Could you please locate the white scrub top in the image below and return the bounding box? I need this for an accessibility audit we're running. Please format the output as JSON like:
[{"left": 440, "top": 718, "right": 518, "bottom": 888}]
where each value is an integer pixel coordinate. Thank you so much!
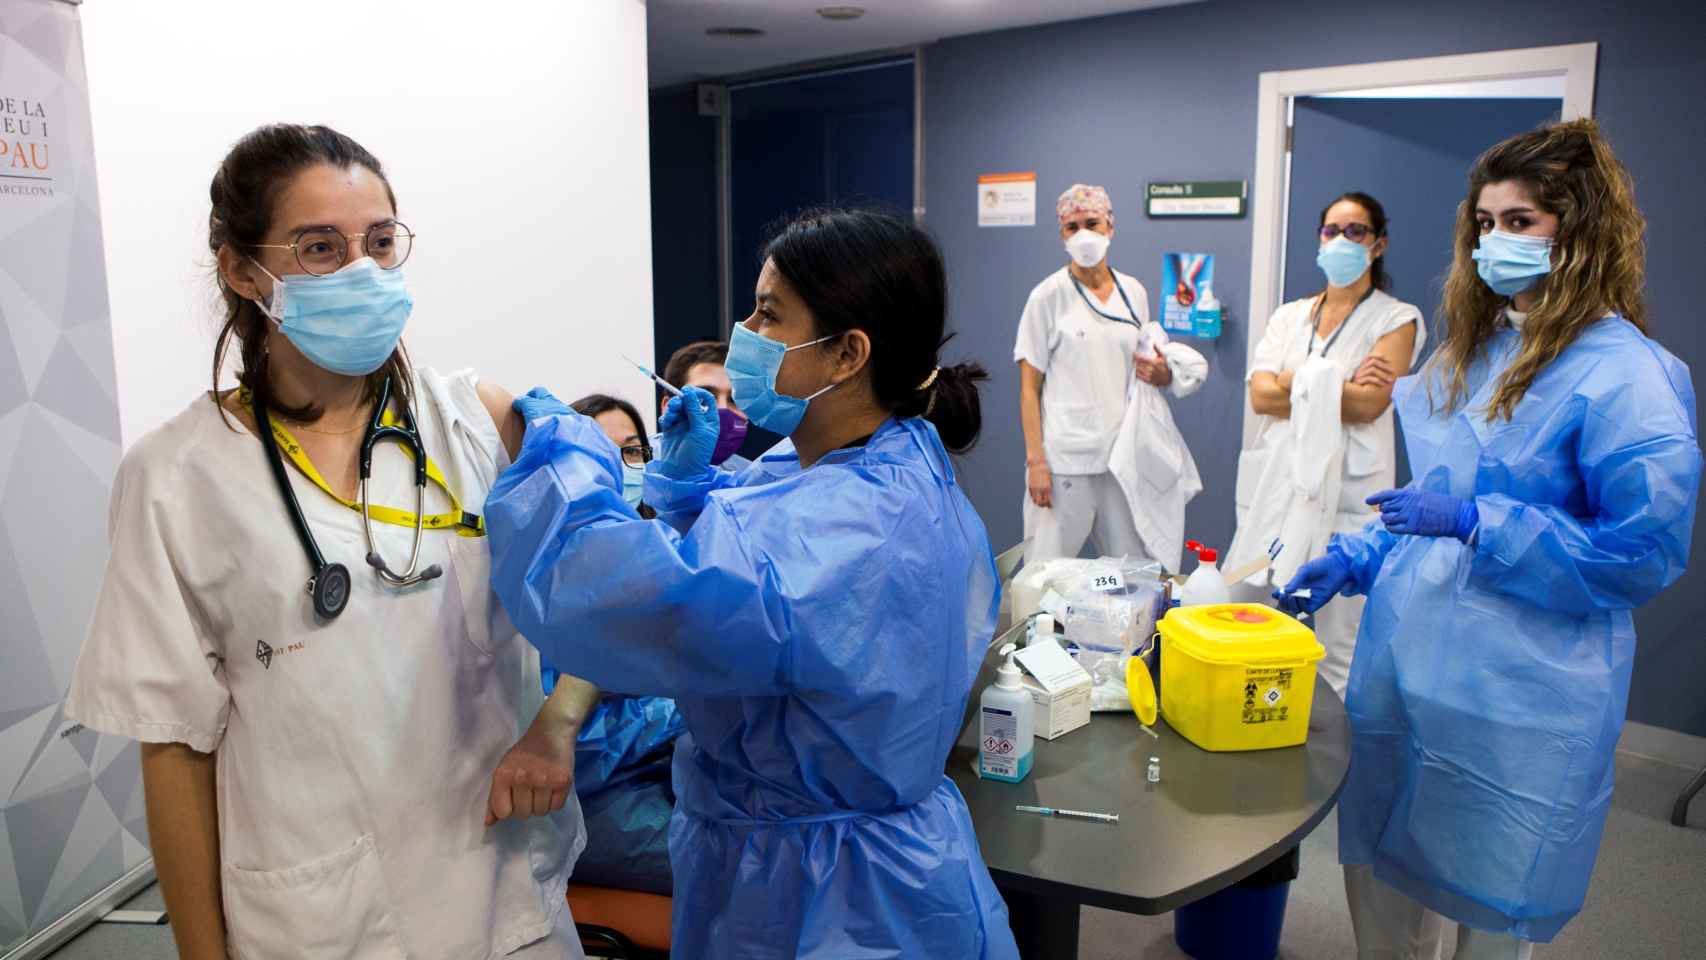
[
  {"left": 65, "top": 367, "right": 583, "bottom": 960},
  {"left": 1015, "top": 266, "right": 1152, "bottom": 475},
  {"left": 1244, "top": 289, "right": 1425, "bottom": 512}
]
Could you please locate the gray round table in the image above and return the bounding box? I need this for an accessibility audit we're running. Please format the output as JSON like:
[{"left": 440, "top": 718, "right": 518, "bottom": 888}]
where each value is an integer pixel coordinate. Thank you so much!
[{"left": 947, "top": 658, "right": 1350, "bottom": 958}]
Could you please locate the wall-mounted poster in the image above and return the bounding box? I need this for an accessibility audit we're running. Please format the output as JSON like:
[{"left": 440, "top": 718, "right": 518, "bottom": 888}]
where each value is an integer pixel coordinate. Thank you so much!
[
  {"left": 977, "top": 171, "right": 1036, "bottom": 227},
  {"left": 1161, "top": 253, "right": 1222, "bottom": 338}
]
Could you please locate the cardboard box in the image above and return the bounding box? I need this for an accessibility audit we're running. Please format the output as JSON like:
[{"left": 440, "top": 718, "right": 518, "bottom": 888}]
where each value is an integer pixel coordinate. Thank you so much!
[{"left": 1015, "top": 639, "right": 1092, "bottom": 740}]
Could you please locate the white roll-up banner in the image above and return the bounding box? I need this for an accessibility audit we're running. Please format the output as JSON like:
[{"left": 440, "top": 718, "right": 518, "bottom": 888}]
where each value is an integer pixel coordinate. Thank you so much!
[{"left": 0, "top": 1, "right": 143, "bottom": 956}]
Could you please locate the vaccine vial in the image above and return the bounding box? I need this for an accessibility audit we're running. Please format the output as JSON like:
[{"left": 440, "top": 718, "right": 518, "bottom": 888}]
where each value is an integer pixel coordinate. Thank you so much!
[{"left": 1147, "top": 757, "right": 1161, "bottom": 783}]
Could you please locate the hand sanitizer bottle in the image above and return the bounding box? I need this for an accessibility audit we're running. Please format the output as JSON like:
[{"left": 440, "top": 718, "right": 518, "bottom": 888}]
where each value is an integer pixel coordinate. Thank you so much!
[{"left": 979, "top": 643, "right": 1035, "bottom": 783}]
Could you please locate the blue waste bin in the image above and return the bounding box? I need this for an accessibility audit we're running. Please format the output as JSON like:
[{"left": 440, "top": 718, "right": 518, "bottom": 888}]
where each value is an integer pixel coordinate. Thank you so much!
[{"left": 1174, "top": 846, "right": 1298, "bottom": 960}]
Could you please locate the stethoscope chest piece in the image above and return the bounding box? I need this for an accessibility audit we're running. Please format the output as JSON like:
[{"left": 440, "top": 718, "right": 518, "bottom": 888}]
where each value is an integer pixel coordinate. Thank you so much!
[{"left": 310, "top": 562, "right": 352, "bottom": 620}]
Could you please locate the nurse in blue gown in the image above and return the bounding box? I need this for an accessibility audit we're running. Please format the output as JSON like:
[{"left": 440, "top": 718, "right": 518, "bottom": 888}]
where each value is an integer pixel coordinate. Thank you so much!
[
  {"left": 1281, "top": 120, "right": 1701, "bottom": 958},
  {"left": 487, "top": 209, "right": 1019, "bottom": 960}
]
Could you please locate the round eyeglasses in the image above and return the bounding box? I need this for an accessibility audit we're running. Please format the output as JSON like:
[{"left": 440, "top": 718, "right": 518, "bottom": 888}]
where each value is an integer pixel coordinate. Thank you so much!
[
  {"left": 619, "top": 443, "right": 653, "bottom": 468},
  {"left": 1320, "top": 222, "right": 1375, "bottom": 243},
  {"left": 251, "top": 220, "right": 415, "bottom": 276}
]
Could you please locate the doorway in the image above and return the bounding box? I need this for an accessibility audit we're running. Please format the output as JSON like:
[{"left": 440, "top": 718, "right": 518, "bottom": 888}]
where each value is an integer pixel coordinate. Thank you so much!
[
  {"left": 1243, "top": 43, "right": 1597, "bottom": 447},
  {"left": 1283, "top": 88, "right": 1563, "bottom": 336},
  {"left": 1282, "top": 87, "right": 1562, "bottom": 484}
]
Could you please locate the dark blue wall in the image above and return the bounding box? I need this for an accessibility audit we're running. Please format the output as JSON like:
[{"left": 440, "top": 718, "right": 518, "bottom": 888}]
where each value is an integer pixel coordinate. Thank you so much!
[
  {"left": 922, "top": 0, "right": 1706, "bottom": 735},
  {"left": 648, "top": 88, "right": 721, "bottom": 370},
  {"left": 729, "top": 61, "right": 914, "bottom": 319},
  {"left": 1284, "top": 96, "right": 1563, "bottom": 486}
]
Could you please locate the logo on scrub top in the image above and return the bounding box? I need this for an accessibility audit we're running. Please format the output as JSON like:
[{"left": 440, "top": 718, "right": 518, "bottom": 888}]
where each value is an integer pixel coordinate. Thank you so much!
[{"left": 255, "top": 639, "right": 274, "bottom": 669}]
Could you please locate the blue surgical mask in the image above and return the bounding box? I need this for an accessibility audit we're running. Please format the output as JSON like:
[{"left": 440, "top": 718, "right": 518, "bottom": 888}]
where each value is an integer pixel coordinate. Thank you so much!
[
  {"left": 1316, "top": 236, "right": 1371, "bottom": 288},
  {"left": 620, "top": 463, "right": 645, "bottom": 507},
  {"left": 1472, "top": 230, "right": 1553, "bottom": 297},
  {"left": 726, "top": 323, "right": 840, "bottom": 437},
  {"left": 252, "top": 257, "right": 413, "bottom": 376}
]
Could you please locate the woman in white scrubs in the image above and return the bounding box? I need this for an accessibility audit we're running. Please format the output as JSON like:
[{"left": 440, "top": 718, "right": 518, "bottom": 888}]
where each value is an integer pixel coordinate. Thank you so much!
[
  {"left": 1017, "top": 184, "right": 1207, "bottom": 572},
  {"left": 64, "top": 124, "right": 589, "bottom": 959},
  {"left": 1232, "top": 192, "right": 1423, "bottom": 694}
]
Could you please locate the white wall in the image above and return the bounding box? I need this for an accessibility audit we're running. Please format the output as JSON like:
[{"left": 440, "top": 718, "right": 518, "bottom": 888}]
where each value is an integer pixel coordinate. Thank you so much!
[{"left": 82, "top": 0, "right": 655, "bottom": 445}]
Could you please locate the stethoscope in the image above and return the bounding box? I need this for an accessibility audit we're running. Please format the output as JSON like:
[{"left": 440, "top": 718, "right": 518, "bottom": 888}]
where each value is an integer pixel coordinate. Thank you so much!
[{"left": 252, "top": 376, "right": 443, "bottom": 620}]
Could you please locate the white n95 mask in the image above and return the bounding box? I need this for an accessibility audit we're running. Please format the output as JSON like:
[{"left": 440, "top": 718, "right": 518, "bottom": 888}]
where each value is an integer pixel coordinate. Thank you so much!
[{"left": 1065, "top": 229, "right": 1111, "bottom": 269}]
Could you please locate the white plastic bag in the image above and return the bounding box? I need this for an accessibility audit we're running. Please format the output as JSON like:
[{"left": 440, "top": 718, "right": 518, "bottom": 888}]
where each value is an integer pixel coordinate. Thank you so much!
[{"left": 1056, "top": 559, "right": 1167, "bottom": 711}]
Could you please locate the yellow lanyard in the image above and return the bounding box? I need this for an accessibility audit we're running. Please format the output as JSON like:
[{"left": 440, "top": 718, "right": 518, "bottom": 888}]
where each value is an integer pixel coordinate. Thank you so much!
[{"left": 246, "top": 394, "right": 485, "bottom": 538}]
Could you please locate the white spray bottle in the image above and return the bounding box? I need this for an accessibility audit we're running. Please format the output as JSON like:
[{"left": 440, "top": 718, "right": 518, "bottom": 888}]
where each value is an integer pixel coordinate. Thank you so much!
[
  {"left": 1179, "top": 539, "right": 1231, "bottom": 606},
  {"left": 979, "top": 642, "right": 1035, "bottom": 783}
]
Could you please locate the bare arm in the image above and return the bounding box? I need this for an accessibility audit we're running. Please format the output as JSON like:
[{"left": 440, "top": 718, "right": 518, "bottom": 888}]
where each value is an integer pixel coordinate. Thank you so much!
[
  {"left": 1250, "top": 369, "right": 1295, "bottom": 418},
  {"left": 140, "top": 742, "right": 226, "bottom": 960},
  {"left": 486, "top": 674, "right": 601, "bottom": 824},
  {"left": 541, "top": 673, "right": 600, "bottom": 728},
  {"left": 1341, "top": 324, "right": 1418, "bottom": 424},
  {"left": 476, "top": 381, "right": 526, "bottom": 461},
  {"left": 1250, "top": 322, "right": 1416, "bottom": 423},
  {"left": 1018, "top": 360, "right": 1052, "bottom": 508}
]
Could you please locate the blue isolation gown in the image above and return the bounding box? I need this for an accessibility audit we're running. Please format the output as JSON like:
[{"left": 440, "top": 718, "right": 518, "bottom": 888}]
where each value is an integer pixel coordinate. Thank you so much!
[
  {"left": 545, "top": 678, "right": 682, "bottom": 896},
  {"left": 487, "top": 413, "right": 1018, "bottom": 960},
  {"left": 1331, "top": 316, "right": 1701, "bottom": 941}
]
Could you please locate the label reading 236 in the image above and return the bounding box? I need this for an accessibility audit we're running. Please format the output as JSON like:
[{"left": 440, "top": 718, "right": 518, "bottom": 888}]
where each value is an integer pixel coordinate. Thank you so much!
[{"left": 1087, "top": 571, "right": 1125, "bottom": 592}]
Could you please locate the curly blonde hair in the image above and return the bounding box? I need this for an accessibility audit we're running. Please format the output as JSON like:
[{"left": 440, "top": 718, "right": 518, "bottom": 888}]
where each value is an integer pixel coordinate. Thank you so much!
[{"left": 1429, "top": 118, "right": 1647, "bottom": 420}]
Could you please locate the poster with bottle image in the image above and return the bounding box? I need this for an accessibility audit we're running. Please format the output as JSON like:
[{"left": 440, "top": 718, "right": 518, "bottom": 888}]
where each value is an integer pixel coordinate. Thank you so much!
[{"left": 1160, "top": 252, "right": 1222, "bottom": 338}]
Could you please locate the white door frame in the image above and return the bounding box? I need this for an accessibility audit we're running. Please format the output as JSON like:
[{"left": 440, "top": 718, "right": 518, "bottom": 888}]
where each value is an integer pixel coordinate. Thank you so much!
[{"left": 1242, "top": 42, "right": 1597, "bottom": 445}]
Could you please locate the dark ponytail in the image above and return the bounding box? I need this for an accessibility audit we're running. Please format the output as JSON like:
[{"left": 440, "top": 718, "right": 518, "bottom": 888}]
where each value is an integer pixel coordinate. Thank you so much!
[
  {"left": 1318, "top": 191, "right": 1392, "bottom": 291},
  {"left": 208, "top": 123, "right": 409, "bottom": 425},
  {"left": 762, "top": 208, "right": 988, "bottom": 453}
]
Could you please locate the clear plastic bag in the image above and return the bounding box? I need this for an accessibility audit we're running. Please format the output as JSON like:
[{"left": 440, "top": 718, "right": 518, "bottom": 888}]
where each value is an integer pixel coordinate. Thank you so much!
[{"left": 1053, "top": 559, "right": 1167, "bottom": 712}]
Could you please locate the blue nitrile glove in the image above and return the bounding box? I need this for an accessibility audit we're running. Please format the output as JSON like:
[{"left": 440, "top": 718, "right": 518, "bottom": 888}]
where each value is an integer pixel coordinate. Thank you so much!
[
  {"left": 655, "top": 385, "right": 720, "bottom": 480},
  {"left": 1366, "top": 488, "right": 1478, "bottom": 541},
  {"left": 1274, "top": 552, "right": 1353, "bottom": 617},
  {"left": 513, "top": 386, "right": 572, "bottom": 423}
]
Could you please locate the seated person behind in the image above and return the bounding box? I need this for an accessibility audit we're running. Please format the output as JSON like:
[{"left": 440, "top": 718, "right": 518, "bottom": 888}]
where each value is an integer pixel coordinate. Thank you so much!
[
  {"left": 539, "top": 393, "right": 682, "bottom": 895},
  {"left": 660, "top": 339, "right": 755, "bottom": 468}
]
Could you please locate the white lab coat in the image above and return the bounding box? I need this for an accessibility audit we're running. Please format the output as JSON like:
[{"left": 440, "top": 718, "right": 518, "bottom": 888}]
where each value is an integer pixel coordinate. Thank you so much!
[
  {"left": 1016, "top": 267, "right": 1206, "bottom": 572},
  {"left": 1229, "top": 290, "right": 1424, "bottom": 693},
  {"left": 1236, "top": 290, "right": 1425, "bottom": 527},
  {"left": 1225, "top": 355, "right": 1345, "bottom": 590},
  {"left": 65, "top": 368, "right": 584, "bottom": 960}
]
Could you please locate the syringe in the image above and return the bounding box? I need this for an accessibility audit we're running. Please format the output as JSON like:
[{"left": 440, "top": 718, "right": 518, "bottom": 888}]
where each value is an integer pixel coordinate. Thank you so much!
[
  {"left": 1015, "top": 805, "right": 1119, "bottom": 824},
  {"left": 621, "top": 354, "right": 683, "bottom": 397}
]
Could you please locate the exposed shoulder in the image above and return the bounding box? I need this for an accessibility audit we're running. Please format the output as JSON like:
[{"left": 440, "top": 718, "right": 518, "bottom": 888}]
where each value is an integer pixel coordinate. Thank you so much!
[{"left": 474, "top": 378, "right": 516, "bottom": 426}]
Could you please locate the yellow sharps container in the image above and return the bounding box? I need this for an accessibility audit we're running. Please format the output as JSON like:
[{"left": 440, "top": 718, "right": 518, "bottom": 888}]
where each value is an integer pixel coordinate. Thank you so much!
[{"left": 1157, "top": 604, "right": 1325, "bottom": 751}]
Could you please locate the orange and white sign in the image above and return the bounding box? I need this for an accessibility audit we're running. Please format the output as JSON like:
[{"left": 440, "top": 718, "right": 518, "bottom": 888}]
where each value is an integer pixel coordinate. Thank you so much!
[{"left": 977, "top": 171, "right": 1035, "bottom": 228}]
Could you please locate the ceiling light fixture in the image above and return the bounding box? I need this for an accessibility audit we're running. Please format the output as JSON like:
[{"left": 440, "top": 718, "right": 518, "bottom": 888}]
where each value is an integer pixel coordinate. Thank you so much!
[
  {"left": 705, "top": 26, "right": 766, "bottom": 38},
  {"left": 816, "top": 6, "right": 866, "bottom": 20}
]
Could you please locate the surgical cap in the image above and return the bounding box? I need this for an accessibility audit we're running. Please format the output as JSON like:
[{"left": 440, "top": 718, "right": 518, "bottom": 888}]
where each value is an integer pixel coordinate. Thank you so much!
[{"left": 1057, "top": 183, "right": 1114, "bottom": 226}]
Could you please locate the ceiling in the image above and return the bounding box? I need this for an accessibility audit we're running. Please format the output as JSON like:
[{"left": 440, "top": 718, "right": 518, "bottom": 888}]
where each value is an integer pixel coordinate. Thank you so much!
[{"left": 646, "top": 0, "right": 1199, "bottom": 88}]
